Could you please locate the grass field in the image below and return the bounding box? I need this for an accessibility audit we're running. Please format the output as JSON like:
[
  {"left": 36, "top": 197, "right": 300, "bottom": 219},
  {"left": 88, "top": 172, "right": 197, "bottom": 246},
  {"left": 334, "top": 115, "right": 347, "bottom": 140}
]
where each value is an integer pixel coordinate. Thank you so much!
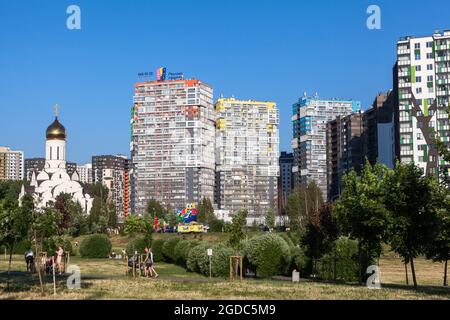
[{"left": 0, "top": 235, "right": 449, "bottom": 300}]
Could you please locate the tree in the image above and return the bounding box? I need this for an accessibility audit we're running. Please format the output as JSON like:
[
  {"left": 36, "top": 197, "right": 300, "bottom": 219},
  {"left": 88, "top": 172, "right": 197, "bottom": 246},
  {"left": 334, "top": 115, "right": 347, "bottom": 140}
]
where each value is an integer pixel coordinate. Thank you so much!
[
  {"left": 145, "top": 199, "right": 167, "bottom": 221},
  {"left": 227, "top": 209, "right": 248, "bottom": 249},
  {"left": 0, "top": 196, "right": 32, "bottom": 291},
  {"left": 197, "top": 197, "right": 216, "bottom": 225},
  {"left": 335, "top": 161, "right": 389, "bottom": 282},
  {"left": 286, "top": 182, "right": 324, "bottom": 235},
  {"left": 425, "top": 183, "right": 450, "bottom": 286},
  {"left": 383, "top": 161, "right": 439, "bottom": 289},
  {"left": 123, "top": 215, "right": 153, "bottom": 237},
  {"left": 265, "top": 208, "right": 276, "bottom": 229}
]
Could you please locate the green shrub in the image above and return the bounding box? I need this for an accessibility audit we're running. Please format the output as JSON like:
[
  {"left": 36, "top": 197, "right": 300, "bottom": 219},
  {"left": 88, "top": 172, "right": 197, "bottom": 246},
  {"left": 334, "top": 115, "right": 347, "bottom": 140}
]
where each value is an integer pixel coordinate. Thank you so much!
[
  {"left": 162, "top": 237, "right": 181, "bottom": 263},
  {"left": 126, "top": 235, "right": 152, "bottom": 255},
  {"left": 151, "top": 239, "right": 166, "bottom": 262},
  {"left": 317, "top": 236, "right": 359, "bottom": 282},
  {"left": 243, "top": 233, "right": 292, "bottom": 278},
  {"left": 209, "top": 219, "right": 225, "bottom": 233},
  {"left": 186, "top": 242, "right": 233, "bottom": 277},
  {"left": 174, "top": 240, "right": 200, "bottom": 267},
  {"left": 187, "top": 242, "right": 211, "bottom": 273},
  {"left": 79, "top": 234, "right": 112, "bottom": 258},
  {"left": 292, "top": 245, "right": 309, "bottom": 276}
]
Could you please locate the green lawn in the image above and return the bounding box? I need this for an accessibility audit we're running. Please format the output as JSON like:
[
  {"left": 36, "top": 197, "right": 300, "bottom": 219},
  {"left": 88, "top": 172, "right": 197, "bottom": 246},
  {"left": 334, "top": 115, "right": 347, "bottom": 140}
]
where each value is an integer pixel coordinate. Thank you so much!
[{"left": 0, "top": 253, "right": 449, "bottom": 300}]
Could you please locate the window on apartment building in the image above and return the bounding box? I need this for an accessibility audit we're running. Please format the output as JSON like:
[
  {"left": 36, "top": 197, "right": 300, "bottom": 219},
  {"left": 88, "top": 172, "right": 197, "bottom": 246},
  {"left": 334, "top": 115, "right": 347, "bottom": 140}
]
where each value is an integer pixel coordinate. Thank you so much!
[
  {"left": 415, "top": 43, "right": 421, "bottom": 49},
  {"left": 426, "top": 41, "right": 433, "bottom": 48},
  {"left": 427, "top": 75, "right": 434, "bottom": 82},
  {"left": 427, "top": 53, "right": 434, "bottom": 59},
  {"left": 427, "top": 64, "right": 433, "bottom": 70},
  {"left": 415, "top": 65, "right": 421, "bottom": 71},
  {"left": 415, "top": 54, "right": 421, "bottom": 60},
  {"left": 417, "top": 132, "right": 423, "bottom": 140},
  {"left": 416, "top": 88, "right": 422, "bottom": 94},
  {"left": 416, "top": 76, "right": 422, "bottom": 82}
]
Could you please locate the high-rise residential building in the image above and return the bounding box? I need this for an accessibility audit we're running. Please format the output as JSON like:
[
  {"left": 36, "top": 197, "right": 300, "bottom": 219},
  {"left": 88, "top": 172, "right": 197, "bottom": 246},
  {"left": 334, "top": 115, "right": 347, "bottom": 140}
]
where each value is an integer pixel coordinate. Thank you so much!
[
  {"left": 215, "top": 98, "right": 279, "bottom": 221},
  {"left": 131, "top": 77, "right": 215, "bottom": 215},
  {"left": 24, "top": 158, "right": 45, "bottom": 181},
  {"left": 278, "top": 152, "right": 294, "bottom": 214},
  {"left": 0, "top": 147, "right": 24, "bottom": 181},
  {"left": 326, "top": 112, "right": 364, "bottom": 201},
  {"left": 396, "top": 30, "right": 450, "bottom": 176},
  {"left": 77, "top": 163, "right": 93, "bottom": 184},
  {"left": 92, "top": 155, "right": 130, "bottom": 221},
  {"left": 292, "top": 94, "right": 361, "bottom": 197},
  {"left": 363, "top": 91, "right": 396, "bottom": 168}
]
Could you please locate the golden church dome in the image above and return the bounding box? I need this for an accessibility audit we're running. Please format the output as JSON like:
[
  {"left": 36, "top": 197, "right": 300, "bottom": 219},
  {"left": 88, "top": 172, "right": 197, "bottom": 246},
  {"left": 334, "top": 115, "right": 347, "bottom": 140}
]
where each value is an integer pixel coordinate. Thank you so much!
[{"left": 46, "top": 117, "right": 66, "bottom": 140}]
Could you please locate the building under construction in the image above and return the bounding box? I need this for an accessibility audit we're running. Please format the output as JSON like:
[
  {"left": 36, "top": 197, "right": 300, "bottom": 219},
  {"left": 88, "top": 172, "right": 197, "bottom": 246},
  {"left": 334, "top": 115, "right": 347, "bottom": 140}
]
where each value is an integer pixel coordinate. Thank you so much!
[
  {"left": 130, "top": 77, "right": 215, "bottom": 215},
  {"left": 215, "top": 98, "right": 279, "bottom": 221}
]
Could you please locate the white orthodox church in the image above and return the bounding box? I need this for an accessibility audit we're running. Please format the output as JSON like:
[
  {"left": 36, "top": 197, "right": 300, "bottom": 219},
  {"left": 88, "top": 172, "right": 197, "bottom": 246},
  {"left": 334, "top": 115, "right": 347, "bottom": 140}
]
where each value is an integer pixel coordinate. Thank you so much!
[{"left": 20, "top": 106, "right": 93, "bottom": 214}]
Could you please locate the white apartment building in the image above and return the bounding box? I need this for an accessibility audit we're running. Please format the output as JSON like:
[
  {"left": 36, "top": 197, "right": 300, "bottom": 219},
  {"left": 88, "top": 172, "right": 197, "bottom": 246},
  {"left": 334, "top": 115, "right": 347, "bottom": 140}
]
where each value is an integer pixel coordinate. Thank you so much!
[
  {"left": 396, "top": 30, "right": 450, "bottom": 176},
  {"left": 0, "top": 146, "right": 24, "bottom": 181},
  {"left": 215, "top": 98, "right": 280, "bottom": 219}
]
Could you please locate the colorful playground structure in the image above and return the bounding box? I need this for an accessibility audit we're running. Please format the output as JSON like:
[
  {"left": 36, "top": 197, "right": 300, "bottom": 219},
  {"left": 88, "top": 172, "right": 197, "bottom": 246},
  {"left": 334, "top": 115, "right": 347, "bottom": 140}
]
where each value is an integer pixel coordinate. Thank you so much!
[{"left": 177, "top": 203, "right": 206, "bottom": 234}]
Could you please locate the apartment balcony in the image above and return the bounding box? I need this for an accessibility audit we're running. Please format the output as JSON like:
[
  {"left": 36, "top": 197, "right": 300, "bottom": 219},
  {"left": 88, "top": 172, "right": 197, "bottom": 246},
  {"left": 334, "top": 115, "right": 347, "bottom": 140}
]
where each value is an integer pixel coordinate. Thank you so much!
[
  {"left": 399, "top": 82, "right": 412, "bottom": 88},
  {"left": 437, "top": 90, "right": 450, "bottom": 96},
  {"left": 435, "top": 44, "right": 450, "bottom": 50},
  {"left": 436, "top": 56, "right": 450, "bottom": 62},
  {"left": 398, "top": 71, "right": 411, "bottom": 78},
  {"left": 437, "top": 78, "right": 450, "bottom": 85},
  {"left": 400, "top": 127, "right": 413, "bottom": 133},
  {"left": 397, "top": 48, "right": 411, "bottom": 55},
  {"left": 398, "top": 60, "right": 411, "bottom": 66},
  {"left": 399, "top": 94, "right": 412, "bottom": 99},
  {"left": 436, "top": 67, "right": 450, "bottom": 73}
]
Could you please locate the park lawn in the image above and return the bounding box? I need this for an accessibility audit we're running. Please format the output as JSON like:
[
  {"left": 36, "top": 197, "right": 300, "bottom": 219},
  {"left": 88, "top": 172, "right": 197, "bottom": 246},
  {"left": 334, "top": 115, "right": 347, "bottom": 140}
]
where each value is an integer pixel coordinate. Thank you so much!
[{"left": 0, "top": 254, "right": 449, "bottom": 300}]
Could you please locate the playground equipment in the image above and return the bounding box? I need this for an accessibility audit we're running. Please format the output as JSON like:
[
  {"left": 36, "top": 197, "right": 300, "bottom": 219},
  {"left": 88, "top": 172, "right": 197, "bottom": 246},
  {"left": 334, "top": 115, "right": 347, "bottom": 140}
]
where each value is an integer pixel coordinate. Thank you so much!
[{"left": 177, "top": 203, "right": 199, "bottom": 224}]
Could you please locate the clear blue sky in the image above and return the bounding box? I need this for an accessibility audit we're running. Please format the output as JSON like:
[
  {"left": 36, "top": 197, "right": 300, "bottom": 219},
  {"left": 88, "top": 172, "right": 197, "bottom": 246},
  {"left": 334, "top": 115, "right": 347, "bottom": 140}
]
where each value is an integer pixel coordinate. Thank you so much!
[{"left": 1, "top": 0, "right": 449, "bottom": 163}]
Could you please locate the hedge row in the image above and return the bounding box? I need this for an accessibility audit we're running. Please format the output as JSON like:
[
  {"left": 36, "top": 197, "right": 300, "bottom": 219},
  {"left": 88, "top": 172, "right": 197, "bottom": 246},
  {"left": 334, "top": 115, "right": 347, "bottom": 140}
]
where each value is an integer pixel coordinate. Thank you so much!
[{"left": 80, "top": 234, "right": 112, "bottom": 258}]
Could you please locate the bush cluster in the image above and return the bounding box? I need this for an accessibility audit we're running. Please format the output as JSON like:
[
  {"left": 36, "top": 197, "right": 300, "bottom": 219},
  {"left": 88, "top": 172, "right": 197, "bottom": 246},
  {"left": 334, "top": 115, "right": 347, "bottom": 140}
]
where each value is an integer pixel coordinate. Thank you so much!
[
  {"left": 317, "top": 236, "right": 359, "bottom": 282},
  {"left": 174, "top": 240, "right": 200, "bottom": 267},
  {"left": 186, "top": 242, "right": 233, "bottom": 277},
  {"left": 151, "top": 239, "right": 166, "bottom": 262},
  {"left": 79, "top": 234, "right": 112, "bottom": 258},
  {"left": 243, "top": 233, "right": 292, "bottom": 278},
  {"left": 162, "top": 238, "right": 181, "bottom": 263}
]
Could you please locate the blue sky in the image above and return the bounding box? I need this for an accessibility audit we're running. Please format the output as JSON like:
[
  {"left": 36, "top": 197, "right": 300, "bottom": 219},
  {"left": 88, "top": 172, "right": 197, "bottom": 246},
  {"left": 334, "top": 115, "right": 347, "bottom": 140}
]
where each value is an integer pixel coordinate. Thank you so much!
[{"left": 1, "top": 0, "right": 449, "bottom": 163}]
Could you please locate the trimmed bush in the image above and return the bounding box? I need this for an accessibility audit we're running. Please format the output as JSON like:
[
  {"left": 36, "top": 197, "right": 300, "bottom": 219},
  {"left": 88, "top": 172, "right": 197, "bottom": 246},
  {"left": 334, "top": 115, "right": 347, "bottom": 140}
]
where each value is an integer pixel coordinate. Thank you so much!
[
  {"left": 209, "top": 219, "right": 225, "bottom": 233},
  {"left": 162, "top": 237, "right": 181, "bottom": 263},
  {"left": 79, "top": 234, "right": 112, "bottom": 258},
  {"left": 317, "top": 236, "right": 359, "bottom": 282},
  {"left": 243, "top": 233, "right": 292, "bottom": 278},
  {"left": 187, "top": 242, "right": 234, "bottom": 277},
  {"left": 187, "top": 242, "right": 211, "bottom": 273},
  {"left": 151, "top": 239, "right": 166, "bottom": 262},
  {"left": 126, "top": 235, "right": 152, "bottom": 255},
  {"left": 174, "top": 240, "right": 200, "bottom": 267}
]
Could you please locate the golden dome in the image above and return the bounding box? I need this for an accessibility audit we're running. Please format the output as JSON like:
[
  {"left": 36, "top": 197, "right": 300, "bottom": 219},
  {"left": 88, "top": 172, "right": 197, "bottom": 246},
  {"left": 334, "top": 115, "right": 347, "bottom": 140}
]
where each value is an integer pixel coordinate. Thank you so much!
[{"left": 46, "top": 117, "right": 66, "bottom": 140}]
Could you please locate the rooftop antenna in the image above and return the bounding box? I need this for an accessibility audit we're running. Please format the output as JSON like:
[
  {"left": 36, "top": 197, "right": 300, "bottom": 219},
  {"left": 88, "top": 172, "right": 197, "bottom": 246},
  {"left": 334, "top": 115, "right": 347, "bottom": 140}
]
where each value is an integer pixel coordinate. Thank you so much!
[{"left": 303, "top": 91, "right": 307, "bottom": 98}]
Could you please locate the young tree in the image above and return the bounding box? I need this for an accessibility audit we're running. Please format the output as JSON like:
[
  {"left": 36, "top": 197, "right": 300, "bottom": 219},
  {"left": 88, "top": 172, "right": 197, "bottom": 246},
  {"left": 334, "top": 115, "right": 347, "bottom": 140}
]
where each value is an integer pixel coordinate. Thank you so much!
[
  {"left": 334, "top": 161, "right": 389, "bottom": 282},
  {"left": 145, "top": 199, "right": 167, "bottom": 221},
  {"left": 0, "top": 196, "right": 32, "bottom": 291},
  {"left": 286, "top": 182, "right": 324, "bottom": 236},
  {"left": 265, "top": 208, "right": 276, "bottom": 229},
  {"left": 425, "top": 183, "right": 450, "bottom": 286},
  {"left": 383, "top": 162, "right": 439, "bottom": 289},
  {"left": 227, "top": 209, "right": 248, "bottom": 249},
  {"left": 197, "top": 197, "right": 216, "bottom": 225}
]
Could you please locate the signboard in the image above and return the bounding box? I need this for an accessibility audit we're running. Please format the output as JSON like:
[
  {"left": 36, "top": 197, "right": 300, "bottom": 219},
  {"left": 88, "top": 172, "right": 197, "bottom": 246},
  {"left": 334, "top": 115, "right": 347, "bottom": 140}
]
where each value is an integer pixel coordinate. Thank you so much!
[
  {"left": 138, "top": 68, "right": 184, "bottom": 81},
  {"left": 207, "top": 249, "right": 213, "bottom": 256},
  {"left": 292, "top": 270, "right": 300, "bottom": 283},
  {"left": 168, "top": 72, "right": 184, "bottom": 80}
]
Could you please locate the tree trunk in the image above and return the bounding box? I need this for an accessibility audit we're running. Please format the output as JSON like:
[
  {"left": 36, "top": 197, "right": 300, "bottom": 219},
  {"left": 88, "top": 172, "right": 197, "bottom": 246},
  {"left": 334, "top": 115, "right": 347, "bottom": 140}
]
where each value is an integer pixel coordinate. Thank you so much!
[
  {"left": 410, "top": 255, "right": 418, "bottom": 289},
  {"left": 34, "top": 232, "right": 44, "bottom": 295},
  {"left": 7, "top": 243, "right": 14, "bottom": 292},
  {"left": 404, "top": 260, "right": 409, "bottom": 286},
  {"left": 444, "top": 257, "right": 448, "bottom": 287}
]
